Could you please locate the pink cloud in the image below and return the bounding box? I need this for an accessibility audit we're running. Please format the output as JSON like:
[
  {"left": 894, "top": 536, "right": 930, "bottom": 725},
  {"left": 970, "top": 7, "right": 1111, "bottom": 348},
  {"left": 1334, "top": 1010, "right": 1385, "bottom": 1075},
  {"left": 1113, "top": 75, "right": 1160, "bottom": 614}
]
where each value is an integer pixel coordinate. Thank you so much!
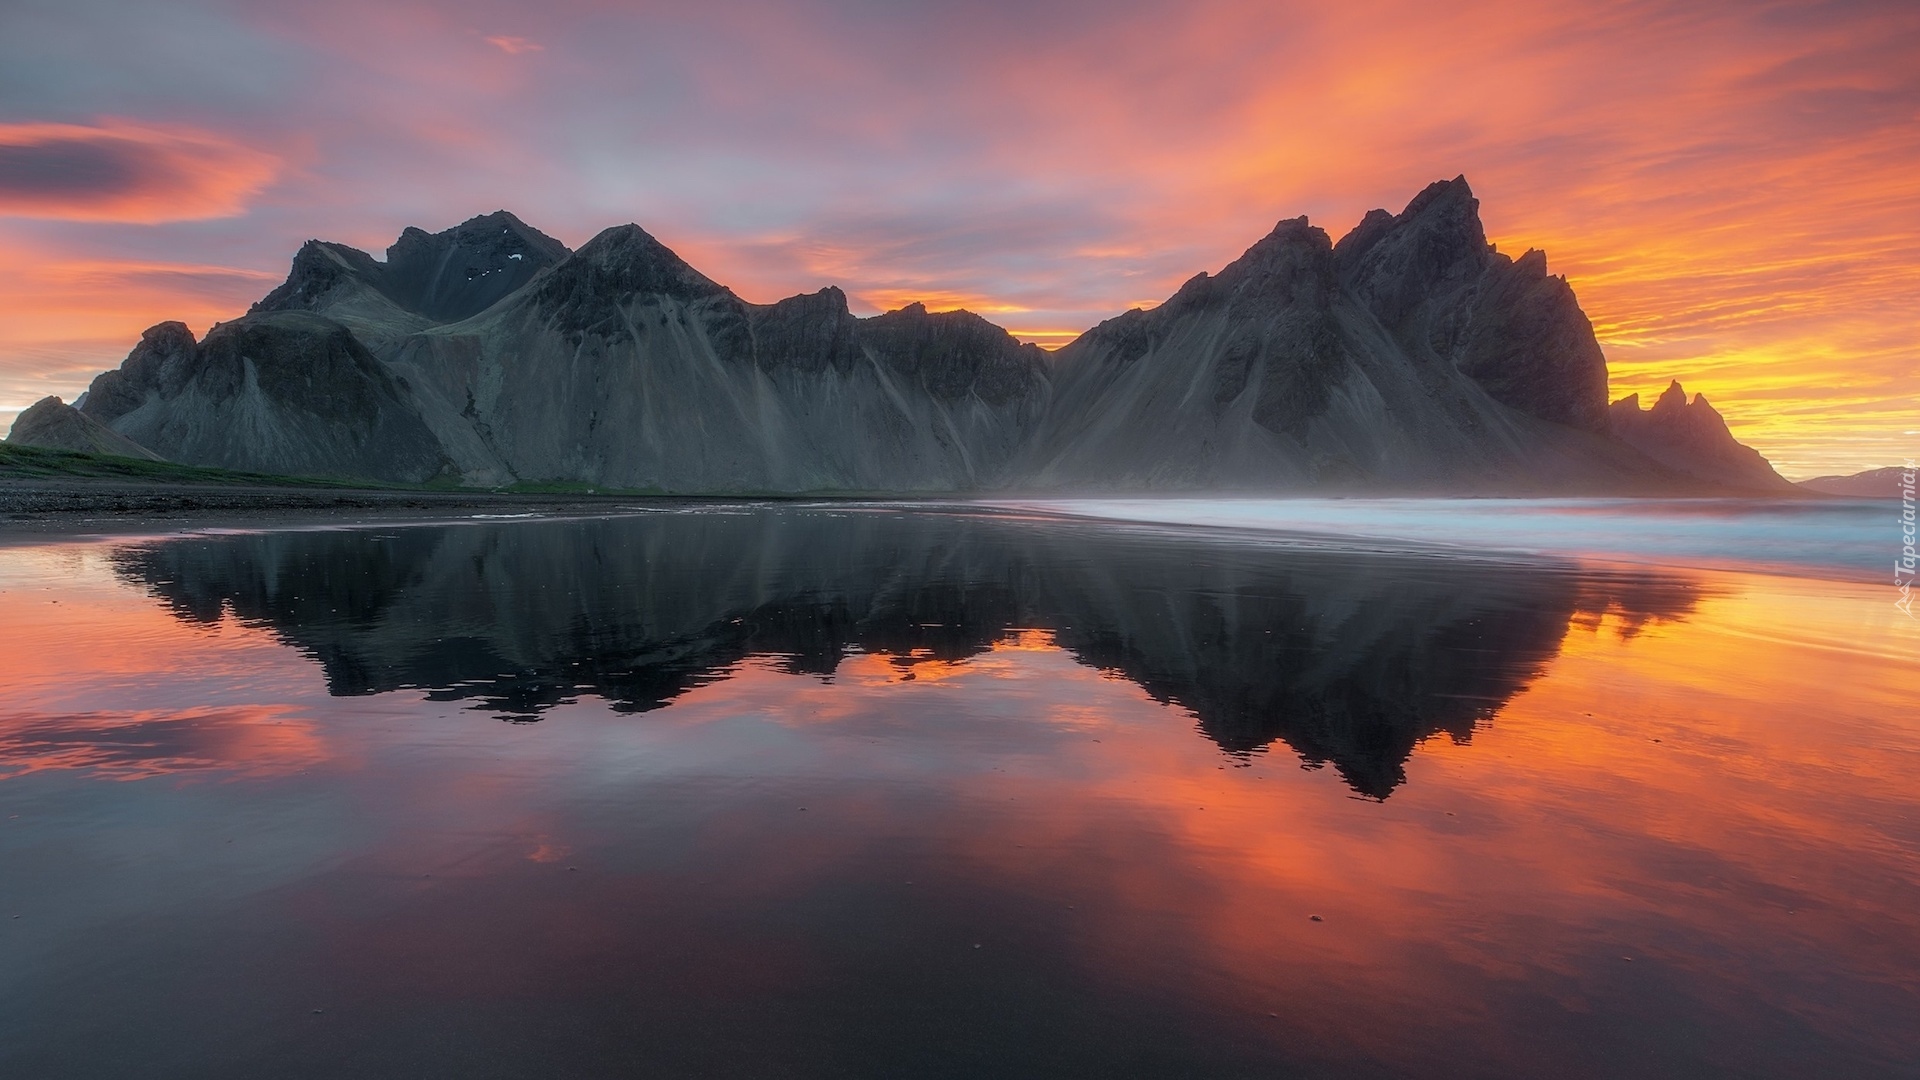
[
  {"left": 483, "top": 34, "right": 543, "bottom": 54},
  {"left": 0, "top": 120, "right": 280, "bottom": 223}
]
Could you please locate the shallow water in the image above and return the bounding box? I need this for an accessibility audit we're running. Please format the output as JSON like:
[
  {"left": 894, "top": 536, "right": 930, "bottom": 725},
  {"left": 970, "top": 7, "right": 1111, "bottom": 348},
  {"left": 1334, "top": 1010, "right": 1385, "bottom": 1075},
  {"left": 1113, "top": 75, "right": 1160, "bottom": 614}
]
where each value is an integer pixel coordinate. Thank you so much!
[
  {"left": 1, "top": 503, "right": 1916, "bottom": 1078},
  {"left": 991, "top": 496, "right": 1899, "bottom": 581}
]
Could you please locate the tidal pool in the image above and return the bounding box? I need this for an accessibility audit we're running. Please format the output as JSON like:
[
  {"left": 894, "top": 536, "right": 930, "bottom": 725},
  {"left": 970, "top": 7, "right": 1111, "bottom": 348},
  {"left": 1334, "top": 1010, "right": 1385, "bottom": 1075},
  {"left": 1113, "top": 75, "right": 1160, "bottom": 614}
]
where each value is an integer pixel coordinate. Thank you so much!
[{"left": 1, "top": 503, "right": 1915, "bottom": 1078}]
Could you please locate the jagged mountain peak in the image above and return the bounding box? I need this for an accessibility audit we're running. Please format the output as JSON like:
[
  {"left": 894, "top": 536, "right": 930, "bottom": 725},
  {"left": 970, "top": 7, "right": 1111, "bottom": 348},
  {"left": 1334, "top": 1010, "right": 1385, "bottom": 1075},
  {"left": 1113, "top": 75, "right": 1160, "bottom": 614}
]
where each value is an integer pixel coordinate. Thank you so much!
[
  {"left": 80, "top": 319, "right": 203, "bottom": 423},
  {"left": 857, "top": 301, "right": 1048, "bottom": 406},
  {"left": 525, "top": 224, "right": 735, "bottom": 341},
  {"left": 1402, "top": 174, "right": 1478, "bottom": 220},
  {"left": 1235, "top": 216, "right": 1333, "bottom": 267},
  {"left": 253, "top": 212, "right": 570, "bottom": 327},
  {"left": 1610, "top": 382, "right": 1791, "bottom": 492},
  {"left": 1328, "top": 174, "right": 1608, "bottom": 432},
  {"left": 1656, "top": 382, "right": 1728, "bottom": 424},
  {"left": 1652, "top": 379, "right": 1691, "bottom": 413},
  {"left": 866, "top": 301, "right": 1013, "bottom": 332},
  {"left": 1336, "top": 174, "right": 1490, "bottom": 296},
  {"left": 139, "top": 320, "right": 198, "bottom": 351},
  {"left": 1211, "top": 215, "right": 1336, "bottom": 298},
  {"left": 388, "top": 209, "right": 564, "bottom": 262},
  {"left": 377, "top": 210, "right": 569, "bottom": 322},
  {"left": 1144, "top": 217, "right": 1337, "bottom": 324},
  {"left": 566, "top": 223, "right": 721, "bottom": 289},
  {"left": 250, "top": 241, "right": 381, "bottom": 316}
]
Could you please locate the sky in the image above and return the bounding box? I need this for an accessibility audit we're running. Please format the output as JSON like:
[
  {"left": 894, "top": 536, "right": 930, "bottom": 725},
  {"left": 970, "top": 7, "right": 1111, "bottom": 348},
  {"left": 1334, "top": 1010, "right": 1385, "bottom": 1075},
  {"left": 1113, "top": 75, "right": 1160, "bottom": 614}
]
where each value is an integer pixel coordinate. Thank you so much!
[{"left": 0, "top": 0, "right": 1914, "bottom": 478}]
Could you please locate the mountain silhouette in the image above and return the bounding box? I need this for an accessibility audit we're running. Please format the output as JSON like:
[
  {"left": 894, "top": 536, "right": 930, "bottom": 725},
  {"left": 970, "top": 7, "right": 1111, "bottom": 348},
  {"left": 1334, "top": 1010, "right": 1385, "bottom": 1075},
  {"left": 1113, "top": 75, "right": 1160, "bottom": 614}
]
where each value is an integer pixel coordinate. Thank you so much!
[{"left": 11, "top": 180, "right": 1789, "bottom": 493}]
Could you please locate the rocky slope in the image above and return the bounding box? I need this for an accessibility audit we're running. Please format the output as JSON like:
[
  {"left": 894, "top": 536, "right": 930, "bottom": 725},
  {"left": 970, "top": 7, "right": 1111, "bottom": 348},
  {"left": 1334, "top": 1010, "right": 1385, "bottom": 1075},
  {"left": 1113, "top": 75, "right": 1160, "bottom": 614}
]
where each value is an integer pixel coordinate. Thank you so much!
[
  {"left": 1608, "top": 382, "right": 1794, "bottom": 492},
  {"left": 1020, "top": 178, "right": 1654, "bottom": 491},
  {"left": 73, "top": 315, "right": 450, "bottom": 484},
  {"left": 6, "top": 396, "right": 164, "bottom": 460},
  {"left": 248, "top": 210, "right": 571, "bottom": 344},
  {"left": 12, "top": 180, "right": 1791, "bottom": 493},
  {"left": 383, "top": 225, "right": 1049, "bottom": 490}
]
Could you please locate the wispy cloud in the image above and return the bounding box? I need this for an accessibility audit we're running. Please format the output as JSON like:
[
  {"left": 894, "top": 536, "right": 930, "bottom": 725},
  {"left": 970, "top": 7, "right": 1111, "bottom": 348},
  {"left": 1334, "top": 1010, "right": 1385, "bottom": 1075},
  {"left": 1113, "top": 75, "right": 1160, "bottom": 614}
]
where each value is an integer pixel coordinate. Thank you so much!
[{"left": 482, "top": 34, "right": 542, "bottom": 55}]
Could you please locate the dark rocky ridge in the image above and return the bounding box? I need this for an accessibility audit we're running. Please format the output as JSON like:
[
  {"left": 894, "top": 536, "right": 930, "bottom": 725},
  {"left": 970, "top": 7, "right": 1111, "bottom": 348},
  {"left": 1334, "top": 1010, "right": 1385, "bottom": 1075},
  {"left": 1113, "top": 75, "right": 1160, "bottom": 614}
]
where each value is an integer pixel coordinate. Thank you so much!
[
  {"left": 1334, "top": 177, "right": 1609, "bottom": 432},
  {"left": 76, "top": 313, "right": 450, "bottom": 484},
  {"left": 1608, "top": 381, "right": 1793, "bottom": 492},
  {"left": 1020, "top": 182, "right": 1656, "bottom": 491},
  {"left": 372, "top": 227, "right": 1051, "bottom": 490},
  {"left": 253, "top": 210, "right": 570, "bottom": 328},
  {"left": 11, "top": 179, "right": 1788, "bottom": 493}
]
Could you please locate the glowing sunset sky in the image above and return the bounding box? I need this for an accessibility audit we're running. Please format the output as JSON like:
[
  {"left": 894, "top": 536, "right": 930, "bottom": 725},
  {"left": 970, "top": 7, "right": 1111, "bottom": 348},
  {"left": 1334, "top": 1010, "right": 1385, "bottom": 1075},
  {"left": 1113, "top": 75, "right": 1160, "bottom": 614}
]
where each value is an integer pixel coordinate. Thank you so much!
[{"left": 1, "top": 0, "right": 1914, "bottom": 476}]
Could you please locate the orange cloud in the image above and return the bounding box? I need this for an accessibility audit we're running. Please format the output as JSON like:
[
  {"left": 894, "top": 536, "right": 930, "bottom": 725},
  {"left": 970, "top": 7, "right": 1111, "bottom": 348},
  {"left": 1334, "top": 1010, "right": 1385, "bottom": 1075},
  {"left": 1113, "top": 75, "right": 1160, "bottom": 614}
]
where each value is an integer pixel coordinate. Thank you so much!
[
  {"left": 0, "top": 120, "right": 279, "bottom": 223},
  {"left": 0, "top": 237, "right": 277, "bottom": 433},
  {"left": 5, "top": 0, "right": 1914, "bottom": 473}
]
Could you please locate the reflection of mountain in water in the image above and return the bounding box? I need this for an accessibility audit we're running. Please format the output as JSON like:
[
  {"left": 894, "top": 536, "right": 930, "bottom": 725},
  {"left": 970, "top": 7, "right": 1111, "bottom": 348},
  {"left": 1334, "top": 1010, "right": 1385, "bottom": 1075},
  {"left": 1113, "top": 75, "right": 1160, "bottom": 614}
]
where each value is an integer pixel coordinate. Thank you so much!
[{"left": 113, "top": 509, "right": 1697, "bottom": 797}]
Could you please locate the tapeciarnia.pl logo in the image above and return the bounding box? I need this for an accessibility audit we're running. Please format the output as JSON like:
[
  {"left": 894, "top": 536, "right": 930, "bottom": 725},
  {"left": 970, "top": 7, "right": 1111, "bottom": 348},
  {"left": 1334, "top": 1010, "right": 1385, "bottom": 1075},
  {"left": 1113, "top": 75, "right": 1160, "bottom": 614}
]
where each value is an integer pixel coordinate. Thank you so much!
[{"left": 1898, "top": 459, "right": 1917, "bottom": 619}]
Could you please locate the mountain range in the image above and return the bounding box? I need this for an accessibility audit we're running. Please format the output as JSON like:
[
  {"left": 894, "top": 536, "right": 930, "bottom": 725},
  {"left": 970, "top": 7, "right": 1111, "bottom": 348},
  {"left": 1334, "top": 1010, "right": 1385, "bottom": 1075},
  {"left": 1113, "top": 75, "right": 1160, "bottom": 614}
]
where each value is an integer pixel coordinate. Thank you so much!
[
  {"left": 8, "top": 178, "right": 1794, "bottom": 494},
  {"left": 1795, "top": 465, "right": 1913, "bottom": 499}
]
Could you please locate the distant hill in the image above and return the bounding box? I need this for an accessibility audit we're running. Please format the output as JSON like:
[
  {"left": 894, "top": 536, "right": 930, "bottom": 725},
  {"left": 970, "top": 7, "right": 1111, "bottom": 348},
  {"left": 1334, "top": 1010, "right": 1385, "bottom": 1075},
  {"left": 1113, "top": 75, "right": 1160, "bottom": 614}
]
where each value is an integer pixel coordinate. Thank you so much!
[
  {"left": 9, "top": 182, "right": 1793, "bottom": 495},
  {"left": 1798, "top": 465, "right": 1913, "bottom": 499},
  {"left": 7, "top": 396, "right": 163, "bottom": 461}
]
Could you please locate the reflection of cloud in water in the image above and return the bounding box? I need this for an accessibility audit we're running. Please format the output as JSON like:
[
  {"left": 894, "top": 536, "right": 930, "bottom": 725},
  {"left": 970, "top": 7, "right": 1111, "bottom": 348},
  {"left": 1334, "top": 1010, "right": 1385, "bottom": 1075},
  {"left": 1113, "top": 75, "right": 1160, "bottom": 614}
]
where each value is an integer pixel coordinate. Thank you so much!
[
  {"left": 0, "top": 705, "right": 322, "bottom": 781},
  {"left": 109, "top": 508, "right": 1701, "bottom": 797}
]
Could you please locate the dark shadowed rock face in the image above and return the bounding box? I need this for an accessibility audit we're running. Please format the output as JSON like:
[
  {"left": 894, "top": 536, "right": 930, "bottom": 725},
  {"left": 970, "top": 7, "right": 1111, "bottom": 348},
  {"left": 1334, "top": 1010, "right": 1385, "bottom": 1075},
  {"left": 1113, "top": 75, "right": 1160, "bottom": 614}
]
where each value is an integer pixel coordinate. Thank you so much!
[
  {"left": 250, "top": 242, "right": 385, "bottom": 319},
  {"left": 1031, "top": 216, "right": 1353, "bottom": 460},
  {"left": 742, "top": 290, "right": 1050, "bottom": 402},
  {"left": 1022, "top": 200, "right": 1652, "bottom": 492},
  {"left": 253, "top": 212, "right": 570, "bottom": 328},
  {"left": 385, "top": 235, "right": 1052, "bottom": 491},
  {"left": 1608, "top": 381, "right": 1793, "bottom": 492},
  {"left": 1177, "top": 217, "right": 1348, "bottom": 434},
  {"left": 749, "top": 287, "right": 864, "bottom": 375},
  {"left": 1336, "top": 177, "right": 1610, "bottom": 432},
  {"left": 4, "top": 396, "right": 164, "bottom": 459},
  {"left": 77, "top": 313, "right": 450, "bottom": 483},
  {"left": 82, "top": 321, "right": 200, "bottom": 424},
  {"left": 531, "top": 224, "right": 735, "bottom": 340},
  {"left": 856, "top": 302, "right": 1051, "bottom": 407},
  {"left": 381, "top": 210, "right": 571, "bottom": 321},
  {"left": 57, "top": 184, "right": 1780, "bottom": 493}
]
